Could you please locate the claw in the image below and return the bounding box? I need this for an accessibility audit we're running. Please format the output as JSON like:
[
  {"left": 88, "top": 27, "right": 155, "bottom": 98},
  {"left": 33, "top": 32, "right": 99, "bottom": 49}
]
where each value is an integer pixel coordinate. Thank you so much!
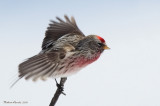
[{"left": 55, "top": 79, "right": 66, "bottom": 95}]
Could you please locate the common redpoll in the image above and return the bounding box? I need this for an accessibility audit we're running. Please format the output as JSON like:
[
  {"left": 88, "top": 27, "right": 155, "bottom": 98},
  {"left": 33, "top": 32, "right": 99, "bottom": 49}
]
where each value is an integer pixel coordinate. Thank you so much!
[{"left": 15, "top": 15, "right": 110, "bottom": 85}]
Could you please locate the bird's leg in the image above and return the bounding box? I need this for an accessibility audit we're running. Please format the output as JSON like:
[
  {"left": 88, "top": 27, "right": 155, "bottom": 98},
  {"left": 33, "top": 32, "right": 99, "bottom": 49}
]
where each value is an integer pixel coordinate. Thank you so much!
[{"left": 55, "top": 79, "right": 66, "bottom": 95}]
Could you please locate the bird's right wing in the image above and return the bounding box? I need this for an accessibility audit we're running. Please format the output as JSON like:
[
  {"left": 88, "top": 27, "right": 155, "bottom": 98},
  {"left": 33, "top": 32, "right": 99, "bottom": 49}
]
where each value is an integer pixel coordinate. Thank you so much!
[{"left": 42, "top": 15, "right": 85, "bottom": 50}]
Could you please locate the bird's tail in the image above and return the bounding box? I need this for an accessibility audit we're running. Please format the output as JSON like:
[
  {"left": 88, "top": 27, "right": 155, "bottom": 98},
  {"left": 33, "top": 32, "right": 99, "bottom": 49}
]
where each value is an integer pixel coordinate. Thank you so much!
[{"left": 10, "top": 77, "right": 23, "bottom": 88}]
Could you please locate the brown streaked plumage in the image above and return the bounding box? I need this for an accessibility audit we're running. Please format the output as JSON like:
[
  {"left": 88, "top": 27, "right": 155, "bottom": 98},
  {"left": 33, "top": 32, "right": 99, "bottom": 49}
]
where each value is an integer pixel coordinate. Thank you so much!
[{"left": 11, "top": 15, "right": 109, "bottom": 87}]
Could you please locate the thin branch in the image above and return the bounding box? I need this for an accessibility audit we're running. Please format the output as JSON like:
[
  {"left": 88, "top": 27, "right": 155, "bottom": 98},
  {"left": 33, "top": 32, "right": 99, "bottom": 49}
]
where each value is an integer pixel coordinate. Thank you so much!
[{"left": 49, "top": 77, "right": 67, "bottom": 106}]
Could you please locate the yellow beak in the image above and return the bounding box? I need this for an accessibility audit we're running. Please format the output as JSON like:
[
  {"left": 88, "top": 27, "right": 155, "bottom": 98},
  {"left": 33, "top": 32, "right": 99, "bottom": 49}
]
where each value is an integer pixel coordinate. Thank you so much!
[{"left": 103, "top": 45, "right": 110, "bottom": 50}]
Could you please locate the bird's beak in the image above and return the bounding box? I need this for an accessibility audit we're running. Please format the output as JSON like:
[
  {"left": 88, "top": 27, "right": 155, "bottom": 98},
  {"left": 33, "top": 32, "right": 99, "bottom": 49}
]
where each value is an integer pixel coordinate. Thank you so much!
[{"left": 103, "top": 44, "right": 110, "bottom": 50}]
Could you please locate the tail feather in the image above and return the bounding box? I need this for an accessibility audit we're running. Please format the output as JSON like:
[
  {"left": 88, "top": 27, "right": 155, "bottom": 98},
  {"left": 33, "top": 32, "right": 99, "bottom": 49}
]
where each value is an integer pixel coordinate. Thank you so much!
[{"left": 10, "top": 77, "right": 23, "bottom": 88}]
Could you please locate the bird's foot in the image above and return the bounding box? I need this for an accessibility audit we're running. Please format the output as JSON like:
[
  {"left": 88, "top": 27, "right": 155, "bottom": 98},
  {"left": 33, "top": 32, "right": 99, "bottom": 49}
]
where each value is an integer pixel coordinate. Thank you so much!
[{"left": 55, "top": 79, "right": 66, "bottom": 95}]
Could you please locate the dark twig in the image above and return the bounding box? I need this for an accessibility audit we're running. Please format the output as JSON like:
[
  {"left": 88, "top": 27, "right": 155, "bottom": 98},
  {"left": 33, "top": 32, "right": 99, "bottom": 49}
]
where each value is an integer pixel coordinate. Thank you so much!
[{"left": 49, "top": 77, "right": 67, "bottom": 106}]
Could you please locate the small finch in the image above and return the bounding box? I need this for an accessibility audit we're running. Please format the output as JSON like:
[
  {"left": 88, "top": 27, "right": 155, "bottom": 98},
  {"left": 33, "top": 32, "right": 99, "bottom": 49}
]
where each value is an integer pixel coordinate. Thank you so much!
[{"left": 12, "top": 15, "right": 110, "bottom": 87}]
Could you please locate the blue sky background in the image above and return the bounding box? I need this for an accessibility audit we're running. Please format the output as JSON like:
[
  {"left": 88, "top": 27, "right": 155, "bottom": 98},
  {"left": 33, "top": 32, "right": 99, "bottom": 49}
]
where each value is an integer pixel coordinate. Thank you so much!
[{"left": 0, "top": 0, "right": 160, "bottom": 106}]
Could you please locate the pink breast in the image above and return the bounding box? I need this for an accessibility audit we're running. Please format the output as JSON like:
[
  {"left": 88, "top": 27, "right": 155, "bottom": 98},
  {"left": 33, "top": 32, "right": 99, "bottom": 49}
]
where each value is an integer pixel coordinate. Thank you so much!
[{"left": 76, "top": 53, "right": 101, "bottom": 67}]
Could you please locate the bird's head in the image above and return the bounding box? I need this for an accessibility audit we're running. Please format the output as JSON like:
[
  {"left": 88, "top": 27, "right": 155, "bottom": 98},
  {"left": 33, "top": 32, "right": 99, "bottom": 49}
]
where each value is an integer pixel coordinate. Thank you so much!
[
  {"left": 95, "top": 35, "right": 110, "bottom": 50},
  {"left": 76, "top": 35, "right": 110, "bottom": 54}
]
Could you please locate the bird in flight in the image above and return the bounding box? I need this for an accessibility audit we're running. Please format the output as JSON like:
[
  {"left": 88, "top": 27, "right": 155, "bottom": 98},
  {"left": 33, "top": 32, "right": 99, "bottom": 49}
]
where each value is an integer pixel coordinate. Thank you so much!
[{"left": 11, "top": 15, "right": 110, "bottom": 87}]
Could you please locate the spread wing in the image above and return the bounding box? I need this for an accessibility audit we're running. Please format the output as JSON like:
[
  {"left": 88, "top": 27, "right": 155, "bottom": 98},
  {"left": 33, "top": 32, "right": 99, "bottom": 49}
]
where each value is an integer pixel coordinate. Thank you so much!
[
  {"left": 42, "top": 15, "right": 85, "bottom": 50},
  {"left": 18, "top": 49, "right": 69, "bottom": 81},
  {"left": 10, "top": 44, "right": 75, "bottom": 88}
]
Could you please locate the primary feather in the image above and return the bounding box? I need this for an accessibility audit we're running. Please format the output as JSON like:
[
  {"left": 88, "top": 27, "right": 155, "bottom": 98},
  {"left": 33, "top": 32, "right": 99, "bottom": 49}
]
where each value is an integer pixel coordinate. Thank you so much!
[{"left": 42, "top": 15, "right": 85, "bottom": 50}]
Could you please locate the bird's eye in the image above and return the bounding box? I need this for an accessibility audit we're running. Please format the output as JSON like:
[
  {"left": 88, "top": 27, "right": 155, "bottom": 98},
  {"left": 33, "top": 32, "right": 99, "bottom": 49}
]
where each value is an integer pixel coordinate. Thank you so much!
[{"left": 98, "top": 43, "right": 103, "bottom": 47}]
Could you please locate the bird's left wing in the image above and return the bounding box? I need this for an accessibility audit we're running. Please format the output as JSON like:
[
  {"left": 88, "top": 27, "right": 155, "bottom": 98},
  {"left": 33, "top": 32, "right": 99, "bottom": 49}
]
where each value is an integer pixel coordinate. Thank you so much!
[{"left": 18, "top": 47, "right": 73, "bottom": 81}]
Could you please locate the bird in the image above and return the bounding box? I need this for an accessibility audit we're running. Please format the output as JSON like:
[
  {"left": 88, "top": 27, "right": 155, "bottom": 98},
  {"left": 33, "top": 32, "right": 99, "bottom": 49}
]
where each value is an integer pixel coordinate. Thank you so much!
[{"left": 11, "top": 15, "right": 110, "bottom": 87}]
